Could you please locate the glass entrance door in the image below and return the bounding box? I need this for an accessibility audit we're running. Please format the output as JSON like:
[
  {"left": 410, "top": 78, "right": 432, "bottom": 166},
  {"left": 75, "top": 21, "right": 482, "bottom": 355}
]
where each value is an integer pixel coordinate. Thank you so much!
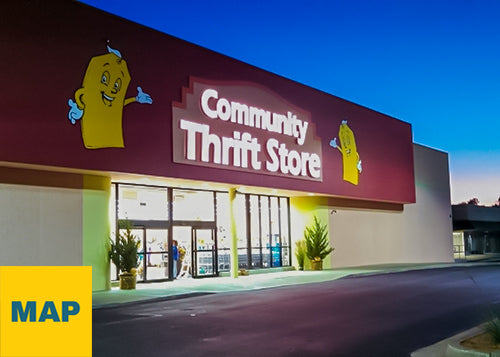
[
  {"left": 172, "top": 225, "right": 217, "bottom": 279},
  {"left": 192, "top": 228, "right": 217, "bottom": 278},
  {"left": 122, "top": 227, "right": 169, "bottom": 282},
  {"left": 172, "top": 226, "right": 192, "bottom": 279},
  {"left": 144, "top": 229, "right": 169, "bottom": 280}
]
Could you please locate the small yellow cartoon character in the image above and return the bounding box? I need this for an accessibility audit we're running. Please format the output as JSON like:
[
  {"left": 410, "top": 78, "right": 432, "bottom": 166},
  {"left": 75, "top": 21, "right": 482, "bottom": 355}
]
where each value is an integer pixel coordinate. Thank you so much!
[
  {"left": 68, "top": 44, "right": 152, "bottom": 149},
  {"left": 330, "top": 120, "right": 362, "bottom": 185}
]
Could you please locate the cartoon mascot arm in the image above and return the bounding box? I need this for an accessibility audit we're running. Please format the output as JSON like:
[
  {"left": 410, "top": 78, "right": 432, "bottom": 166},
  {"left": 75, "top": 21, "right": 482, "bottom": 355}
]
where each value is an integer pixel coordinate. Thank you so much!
[
  {"left": 124, "top": 86, "right": 153, "bottom": 106},
  {"left": 329, "top": 137, "right": 343, "bottom": 154},
  {"left": 67, "top": 87, "right": 85, "bottom": 124}
]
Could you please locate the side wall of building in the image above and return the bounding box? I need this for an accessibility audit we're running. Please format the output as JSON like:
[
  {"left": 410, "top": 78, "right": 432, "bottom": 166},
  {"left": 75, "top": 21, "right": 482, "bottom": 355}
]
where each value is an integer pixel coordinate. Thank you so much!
[
  {"left": 0, "top": 170, "right": 111, "bottom": 291},
  {"left": 0, "top": 183, "right": 83, "bottom": 266},
  {"left": 291, "top": 144, "right": 454, "bottom": 268}
]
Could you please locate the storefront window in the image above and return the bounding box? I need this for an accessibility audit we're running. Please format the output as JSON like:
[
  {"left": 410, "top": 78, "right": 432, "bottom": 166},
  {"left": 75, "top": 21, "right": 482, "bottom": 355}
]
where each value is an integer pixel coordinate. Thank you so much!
[
  {"left": 114, "top": 183, "right": 290, "bottom": 279},
  {"left": 110, "top": 184, "right": 117, "bottom": 280},
  {"left": 235, "top": 194, "right": 248, "bottom": 269},
  {"left": 216, "top": 192, "right": 231, "bottom": 271},
  {"left": 260, "top": 196, "right": 271, "bottom": 268},
  {"left": 249, "top": 195, "right": 262, "bottom": 268},
  {"left": 173, "top": 189, "right": 214, "bottom": 221},
  {"left": 118, "top": 184, "right": 168, "bottom": 221},
  {"left": 270, "top": 197, "right": 281, "bottom": 266},
  {"left": 280, "top": 197, "right": 291, "bottom": 266}
]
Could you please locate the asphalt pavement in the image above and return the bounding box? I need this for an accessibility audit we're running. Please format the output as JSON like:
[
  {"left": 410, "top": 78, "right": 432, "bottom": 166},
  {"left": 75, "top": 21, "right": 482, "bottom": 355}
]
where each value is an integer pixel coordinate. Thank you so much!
[{"left": 93, "top": 263, "right": 500, "bottom": 356}]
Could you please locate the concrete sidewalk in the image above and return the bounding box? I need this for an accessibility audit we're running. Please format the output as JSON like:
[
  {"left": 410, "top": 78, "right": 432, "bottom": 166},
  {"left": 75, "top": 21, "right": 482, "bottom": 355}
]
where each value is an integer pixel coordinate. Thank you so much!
[{"left": 92, "top": 262, "right": 467, "bottom": 309}]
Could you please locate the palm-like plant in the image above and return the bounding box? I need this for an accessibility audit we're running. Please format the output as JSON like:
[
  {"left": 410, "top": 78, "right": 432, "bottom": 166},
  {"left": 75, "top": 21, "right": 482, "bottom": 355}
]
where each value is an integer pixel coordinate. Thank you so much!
[
  {"left": 486, "top": 316, "right": 500, "bottom": 344},
  {"left": 109, "top": 227, "right": 140, "bottom": 274},
  {"left": 295, "top": 240, "right": 306, "bottom": 270},
  {"left": 304, "top": 216, "right": 334, "bottom": 261}
]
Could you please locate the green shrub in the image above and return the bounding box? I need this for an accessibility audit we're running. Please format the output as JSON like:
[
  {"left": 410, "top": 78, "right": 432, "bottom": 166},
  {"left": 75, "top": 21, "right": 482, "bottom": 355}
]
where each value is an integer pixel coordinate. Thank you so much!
[
  {"left": 486, "top": 315, "right": 500, "bottom": 344},
  {"left": 304, "top": 216, "right": 334, "bottom": 261},
  {"left": 295, "top": 240, "right": 306, "bottom": 270},
  {"left": 109, "top": 224, "right": 140, "bottom": 274}
]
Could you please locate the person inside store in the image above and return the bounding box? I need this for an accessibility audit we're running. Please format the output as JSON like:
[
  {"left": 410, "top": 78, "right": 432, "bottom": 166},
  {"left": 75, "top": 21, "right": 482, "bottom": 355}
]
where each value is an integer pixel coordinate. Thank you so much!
[{"left": 172, "top": 240, "right": 179, "bottom": 279}]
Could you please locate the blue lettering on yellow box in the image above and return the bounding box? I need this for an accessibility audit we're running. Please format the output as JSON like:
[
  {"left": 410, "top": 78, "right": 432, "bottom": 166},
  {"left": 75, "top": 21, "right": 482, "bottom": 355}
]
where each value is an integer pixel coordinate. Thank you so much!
[
  {"left": 0, "top": 266, "right": 92, "bottom": 357},
  {"left": 11, "top": 301, "right": 80, "bottom": 322}
]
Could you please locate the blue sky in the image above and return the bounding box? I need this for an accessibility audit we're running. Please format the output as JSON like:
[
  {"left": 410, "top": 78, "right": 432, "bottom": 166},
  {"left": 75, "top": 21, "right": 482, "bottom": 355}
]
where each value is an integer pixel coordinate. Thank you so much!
[{"left": 80, "top": 0, "right": 500, "bottom": 205}]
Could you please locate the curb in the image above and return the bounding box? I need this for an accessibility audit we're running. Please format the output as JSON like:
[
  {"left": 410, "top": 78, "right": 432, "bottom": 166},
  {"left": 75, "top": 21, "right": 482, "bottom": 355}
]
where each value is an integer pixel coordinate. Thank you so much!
[
  {"left": 92, "top": 262, "right": 500, "bottom": 310},
  {"left": 92, "top": 292, "right": 215, "bottom": 310},
  {"left": 411, "top": 324, "right": 500, "bottom": 357}
]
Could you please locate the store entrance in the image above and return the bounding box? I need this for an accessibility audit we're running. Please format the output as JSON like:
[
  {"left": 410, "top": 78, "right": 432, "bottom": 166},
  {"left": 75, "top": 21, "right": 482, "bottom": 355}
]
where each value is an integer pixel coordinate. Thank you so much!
[
  {"left": 192, "top": 227, "right": 217, "bottom": 278},
  {"left": 117, "top": 225, "right": 169, "bottom": 282},
  {"left": 173, "top": 223, "right": 217, "bottom": 279},
  {"left": 114, "top": 183, "right": 292, "bottom": 282}
]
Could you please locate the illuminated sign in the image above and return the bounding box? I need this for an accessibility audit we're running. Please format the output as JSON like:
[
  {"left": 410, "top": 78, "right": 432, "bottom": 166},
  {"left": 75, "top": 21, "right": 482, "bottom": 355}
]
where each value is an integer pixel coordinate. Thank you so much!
[{"left": 173, "top": 78, "right": 323, "bottom": 181}]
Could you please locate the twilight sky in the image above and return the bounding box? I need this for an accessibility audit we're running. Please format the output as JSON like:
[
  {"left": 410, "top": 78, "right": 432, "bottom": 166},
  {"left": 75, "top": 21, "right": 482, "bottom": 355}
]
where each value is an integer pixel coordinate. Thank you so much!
[{"left": 80, "top": 0, "right": 500, "bottom": 205}]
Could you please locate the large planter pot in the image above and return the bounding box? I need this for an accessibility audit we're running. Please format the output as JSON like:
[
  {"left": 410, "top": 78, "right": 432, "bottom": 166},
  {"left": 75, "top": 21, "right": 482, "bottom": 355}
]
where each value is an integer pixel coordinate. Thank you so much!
[
  {"left": 119, "top": 272, "right": 136, "bottom": 290},
  {"left": 310, "top": 259, "right": 323, "bottom": 271}
]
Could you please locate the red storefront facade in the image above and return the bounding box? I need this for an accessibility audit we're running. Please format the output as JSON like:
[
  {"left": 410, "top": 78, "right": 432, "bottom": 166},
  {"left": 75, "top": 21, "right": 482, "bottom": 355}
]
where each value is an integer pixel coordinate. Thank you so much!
[{"left": 1, "top": 1, "right": 454, "bottom": 291}]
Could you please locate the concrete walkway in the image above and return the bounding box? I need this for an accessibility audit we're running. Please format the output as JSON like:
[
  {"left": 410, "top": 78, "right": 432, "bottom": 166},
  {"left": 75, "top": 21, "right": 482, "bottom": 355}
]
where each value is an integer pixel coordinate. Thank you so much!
[{"left": 93, "top": 262, "right": 468, "bottom": 309}]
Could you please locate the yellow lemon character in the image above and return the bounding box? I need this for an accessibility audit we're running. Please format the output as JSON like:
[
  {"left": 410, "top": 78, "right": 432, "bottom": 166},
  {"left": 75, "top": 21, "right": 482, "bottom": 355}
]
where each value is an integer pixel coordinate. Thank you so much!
[
  {"left": 68, "top": 45, "right": 152, "bottom": 149},
  {"left": 329, "top": 120, "right": 362, "bottom": 185}
]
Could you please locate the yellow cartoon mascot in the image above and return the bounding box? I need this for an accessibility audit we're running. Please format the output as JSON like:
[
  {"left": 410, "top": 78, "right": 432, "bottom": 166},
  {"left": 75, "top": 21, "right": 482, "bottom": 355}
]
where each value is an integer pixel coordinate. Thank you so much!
[
  {"left": 68, "top": 44, "right": 152, "bottom": 149},
  {"left": 330, "top": 120, "right": 362, "bottom": 185}
]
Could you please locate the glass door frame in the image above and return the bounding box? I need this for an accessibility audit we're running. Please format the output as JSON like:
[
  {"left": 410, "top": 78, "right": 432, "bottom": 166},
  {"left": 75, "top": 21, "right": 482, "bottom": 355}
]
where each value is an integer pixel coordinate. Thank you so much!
[
  {"left": 121, "top": 220, "right": 219, "bottom": 281},
  {"left": 118, "top": 221, "right": 170, "bottom": 282},
  {"left": 115, "top": 184, "right": 220, "bottom": 282},
  {"left": 172, "top": 221, "right": 218, "bottom": 279},
  {"left": 191, "top": 224, "right": 218, "bottom": 278}
]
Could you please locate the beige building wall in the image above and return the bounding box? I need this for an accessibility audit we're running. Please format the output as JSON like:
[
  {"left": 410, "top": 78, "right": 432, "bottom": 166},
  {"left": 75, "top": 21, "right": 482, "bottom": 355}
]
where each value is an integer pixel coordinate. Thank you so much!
[
  {"left": 291, "top": 144, "right": 454, "bottom": 269},
  {"left": 330, "top": 144, "right": 453, "bottom": 267},
  {"left": 0, "top": 183, "right": 83, "bottom": 266},
  {"left": 0, "top": 170, "right": 111, "bottom": 291}
]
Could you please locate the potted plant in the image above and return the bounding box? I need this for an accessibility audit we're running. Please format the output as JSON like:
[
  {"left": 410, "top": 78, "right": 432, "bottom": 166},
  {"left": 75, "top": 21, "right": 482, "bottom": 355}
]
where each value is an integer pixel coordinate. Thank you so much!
[
  {"left": 304, "top": 216, "right": 334, "bottom": 270},
  {"left": 109, "top": 224, "right": 140, "bottom": 290},
  {"left": 295, "top": 239, "right": 306, "bottom": 270}
]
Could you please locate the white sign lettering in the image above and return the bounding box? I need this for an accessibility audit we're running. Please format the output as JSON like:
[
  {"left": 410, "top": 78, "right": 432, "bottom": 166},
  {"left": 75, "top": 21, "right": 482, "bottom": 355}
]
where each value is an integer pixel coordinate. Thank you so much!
[
  {"left": 173, "top": 80, "right": 323, "bottom": 181},
  {"left": 201, "top": 89, "right": 309, "bottom": 145}
]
